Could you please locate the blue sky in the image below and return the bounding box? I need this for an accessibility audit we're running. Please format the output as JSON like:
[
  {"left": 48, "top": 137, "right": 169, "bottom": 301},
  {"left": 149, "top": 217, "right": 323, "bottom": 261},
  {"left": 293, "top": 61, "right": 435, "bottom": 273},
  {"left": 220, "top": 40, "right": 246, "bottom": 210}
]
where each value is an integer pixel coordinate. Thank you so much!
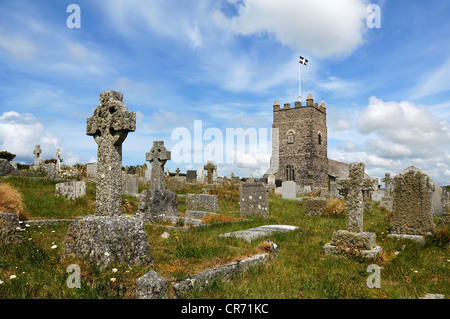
[{"left": 0, "top": 0, "right": 449, "bottom": 185}]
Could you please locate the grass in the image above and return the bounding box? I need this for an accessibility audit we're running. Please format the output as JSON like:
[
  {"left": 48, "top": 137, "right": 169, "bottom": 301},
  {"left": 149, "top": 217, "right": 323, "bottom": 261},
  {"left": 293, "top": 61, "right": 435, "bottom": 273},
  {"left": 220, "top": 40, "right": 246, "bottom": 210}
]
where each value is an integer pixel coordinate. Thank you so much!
[{"left": 0, "top": 175, "right": 449, "bottom": 299}]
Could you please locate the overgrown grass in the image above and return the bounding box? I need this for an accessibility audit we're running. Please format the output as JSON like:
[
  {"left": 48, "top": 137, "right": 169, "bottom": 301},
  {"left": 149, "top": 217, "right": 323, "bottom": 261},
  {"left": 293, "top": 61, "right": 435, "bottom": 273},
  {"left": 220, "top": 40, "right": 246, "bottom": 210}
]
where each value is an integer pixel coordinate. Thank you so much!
[{"left": 0, "top": 176, "right": 448, "bottom": 299}]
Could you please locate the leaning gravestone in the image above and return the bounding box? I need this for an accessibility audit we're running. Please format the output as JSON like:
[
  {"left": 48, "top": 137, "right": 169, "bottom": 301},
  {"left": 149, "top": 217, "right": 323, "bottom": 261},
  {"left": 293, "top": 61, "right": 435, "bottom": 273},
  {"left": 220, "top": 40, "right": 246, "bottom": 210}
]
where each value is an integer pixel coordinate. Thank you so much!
[
  {"left": 137, "top": 141, "right": 179, "bottom": 222},
  {"left": 324, "top": 162, "right": 381, "bottom": 259},
  {"left": 387, "top": 166, "right": 435, "bottom": 244},
  {"left": 61, "top": 91, "right": 152, "bottom": 269},
  {"left": 240, "top": 176, "right": 269, "bottom": 219}
]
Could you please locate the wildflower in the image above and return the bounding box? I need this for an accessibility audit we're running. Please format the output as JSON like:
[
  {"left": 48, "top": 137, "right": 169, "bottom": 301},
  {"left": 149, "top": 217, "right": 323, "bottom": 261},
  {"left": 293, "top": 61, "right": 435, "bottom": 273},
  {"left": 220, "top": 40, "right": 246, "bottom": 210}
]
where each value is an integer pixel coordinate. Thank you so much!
[
  {"left": 110, "top": 278, "right": 116, "bottom": 282},
  {"left": 105, "top": 252, "right": 110, "bottom": 256},
  {"left": 0, "top": 280, "right": 3, "bottom": 285},
  {"left": 52, "top": 231, "right": 55, "bottom": 233},
  {"left": 28, "top": 238, "right": 32, "bottom": 241},
  {"left": 112, "top": 268, "right": 118, "bottom": 273},
  {"left": 25, "top": 224, "right": 30, "bottom": 228},
  {"left": 10, "top": 275, "right": 16, "bottom": 280},
  {"left": 51, "top": 245, "right": 57, "bottom": 249}
]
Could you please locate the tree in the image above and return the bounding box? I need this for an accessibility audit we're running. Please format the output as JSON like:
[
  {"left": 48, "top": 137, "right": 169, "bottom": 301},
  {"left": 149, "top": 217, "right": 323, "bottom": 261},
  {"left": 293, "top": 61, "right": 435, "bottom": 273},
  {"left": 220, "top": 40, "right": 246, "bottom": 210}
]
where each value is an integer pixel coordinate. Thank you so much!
[{"left": 0, "top": 151, "right": 16, "bottom": 162}]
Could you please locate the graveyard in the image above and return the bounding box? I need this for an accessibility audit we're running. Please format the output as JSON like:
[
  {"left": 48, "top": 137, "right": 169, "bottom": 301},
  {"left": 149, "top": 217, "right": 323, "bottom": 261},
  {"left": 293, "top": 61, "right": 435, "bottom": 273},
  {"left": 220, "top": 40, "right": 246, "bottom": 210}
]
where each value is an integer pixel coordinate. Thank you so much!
[{"left": 0, "top": 160, "right": 448, "bottom": 299}]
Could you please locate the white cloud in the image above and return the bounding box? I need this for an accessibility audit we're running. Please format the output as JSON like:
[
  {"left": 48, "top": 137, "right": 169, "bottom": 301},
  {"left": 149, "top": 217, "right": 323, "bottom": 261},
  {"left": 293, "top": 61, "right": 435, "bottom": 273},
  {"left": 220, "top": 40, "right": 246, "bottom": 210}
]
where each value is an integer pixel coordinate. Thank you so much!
[
  {"left": 0, "top": 28, "right": 39, "bottom": 61},
  {"left": 214, "top": 0, "right": 369, "bottom": 58},
  {"left": 0, "top": 111, "right": 82, "bottom": 165}
]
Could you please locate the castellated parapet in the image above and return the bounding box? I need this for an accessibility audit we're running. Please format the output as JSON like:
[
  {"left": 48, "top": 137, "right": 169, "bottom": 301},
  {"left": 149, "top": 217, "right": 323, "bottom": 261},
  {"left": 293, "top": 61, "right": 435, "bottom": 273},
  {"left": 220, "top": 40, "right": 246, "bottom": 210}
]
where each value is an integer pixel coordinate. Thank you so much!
[{"left": 270, "top": 94, "right": 328, "bottom": 190}]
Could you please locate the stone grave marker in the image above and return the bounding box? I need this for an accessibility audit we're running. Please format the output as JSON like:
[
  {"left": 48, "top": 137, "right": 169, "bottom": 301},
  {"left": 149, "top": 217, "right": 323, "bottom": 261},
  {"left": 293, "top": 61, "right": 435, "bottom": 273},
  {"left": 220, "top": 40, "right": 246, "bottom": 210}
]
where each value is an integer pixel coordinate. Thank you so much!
[
  {"left": 147, "top": 141, "right": 171, "bottom": 190},
  {"left": 380, "top": 173, "right": 394, "bottom": 211},
  {"left": 204, "top": 160, "right": 216, "bottom": 185},
  {"left": 387, "top": 166, "right": 435, "bottom": 244},
  {"left": 61, "top": 91, "right": 152, "bottom": 269},
  {"left": 55, "top": 181, "right": 86, "bottom": 200},
  {"left": 281, "top": 181, "right": 297, "bottom": 200},
  {"left": 240, "top": 177, "right": 269, "bottom": 219},
  {"left": 324, "top": 162, "right": 381, "bottom": 259}
]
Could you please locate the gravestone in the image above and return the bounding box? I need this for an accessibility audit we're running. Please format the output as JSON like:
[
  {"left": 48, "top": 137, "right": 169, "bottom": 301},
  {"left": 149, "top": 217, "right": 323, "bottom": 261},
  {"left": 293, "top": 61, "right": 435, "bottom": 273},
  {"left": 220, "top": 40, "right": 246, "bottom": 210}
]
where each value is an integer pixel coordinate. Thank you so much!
[
  {"left": 55, "top": 181, "right": 86, "bottom": 200},
  {"left": 196, "top": 167, "right": 206, "bottom": 183},
  {"left": 281, "top": 181, "right": 296, "bottom": 200},
  {"left": 136, "top": 270, "right": 167, "bottom": 299},
  {"left": 186, "top": 194, "right": 219, "bottom": 212},
  {"left": 167, "top": 176, "right": 185, "bottom": 192},
  {"left": 33, "top": 145, "right": 43, "bottom": 169},
  {"left": 175, "top": 168, "right": 181, "bottom": 176},
  {"left": 204, "top": 160, "right": 216, "bottom": 185},
  {"left": 267, "top": 174, "right": 275, "bottom": 189},
  {"left": 61, "top": 91, "right": 152, "bottom": 269},
  {"left": 380, "top": 173, "right": 394, "bottom": 211},
  {"left": 147, "top": 141, "right": 171, "bottom": 190},
  {"left": 387, "top": 166, "right": 435, "bottom": 243},
  {"left": 324, "top": 162, "right": 381, "bottom": 259},
  {"left": 56, "top": 149, "right": 61, "bottom": 173},
  {"left": 137, "top": 141, "right": 179, "bottom": 222},
  {"left": 240, "top": 177, "right": 269, "bottom": 219},
  {"left": 122, "top": 173, "right": 138, "bottom": 196},
  {"left": 86, "top": 91, "right": 136, "bottom": 216},
  {"left": 86, "top": 162, "right": 97, "bottom": 179},
  {"left": 186, "top": 170, "right": 197, "bottom": 181},
  {"left": 219, "top": 225, "right": 298, "bottom": 242}
]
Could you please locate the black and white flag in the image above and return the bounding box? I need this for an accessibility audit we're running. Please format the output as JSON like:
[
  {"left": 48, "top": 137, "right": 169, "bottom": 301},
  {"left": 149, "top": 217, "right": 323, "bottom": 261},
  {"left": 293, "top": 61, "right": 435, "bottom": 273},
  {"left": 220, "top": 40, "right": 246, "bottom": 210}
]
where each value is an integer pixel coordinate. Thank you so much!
[{"left": 299, "top": 56, "right": 308, "bottom": 65}]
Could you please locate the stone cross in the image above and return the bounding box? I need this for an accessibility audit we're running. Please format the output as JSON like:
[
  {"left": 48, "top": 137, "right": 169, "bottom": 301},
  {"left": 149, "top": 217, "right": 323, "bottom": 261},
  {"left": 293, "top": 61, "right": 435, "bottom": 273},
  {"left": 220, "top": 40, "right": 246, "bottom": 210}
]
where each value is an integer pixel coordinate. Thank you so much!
[
  {"left": 204, "top": 160, "right": 217, "bottom": 184},
  {"left": 86, "top": 91, "right": 136, "bottom": 216},
  {"left": 175, "top": 168, "right": 181, "bottom": 177},
  {"left": 56, "top": 149, "right": 61, "bottom": 172},
  {"left": 33, "top": 145, "right": 42, "bottom": 166},
  {"left": 381, "top": 173, "right": 393, "bottom": 197},
  {"left": 146, "top": 141, "right": 171, "bottom": 190},
  {"left": 336, "top": 162, "right": 376, "bottom": 233}
]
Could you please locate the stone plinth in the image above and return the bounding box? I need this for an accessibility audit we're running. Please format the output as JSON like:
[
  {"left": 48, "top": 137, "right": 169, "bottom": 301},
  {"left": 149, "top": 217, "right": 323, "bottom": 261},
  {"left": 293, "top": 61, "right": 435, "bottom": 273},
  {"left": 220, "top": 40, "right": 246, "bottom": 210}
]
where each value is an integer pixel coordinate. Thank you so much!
[
  {"left": 61, "top": 215, "right": 153, "bottom": 269},
  {"left": 136, "top": 189, "right": 179, "bottom": 222}
]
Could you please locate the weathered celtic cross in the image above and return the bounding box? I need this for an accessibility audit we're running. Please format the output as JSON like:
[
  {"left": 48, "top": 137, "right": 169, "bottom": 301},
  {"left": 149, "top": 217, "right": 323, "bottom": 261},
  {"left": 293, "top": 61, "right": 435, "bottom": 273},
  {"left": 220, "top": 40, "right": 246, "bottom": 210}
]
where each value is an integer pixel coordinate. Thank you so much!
[
  {"left": 204, "top": 160, "right": 217, "bottom": 184},
  {"left": 146, "top": 141, "right": 171, "bottom": 190},
  {"left": 381, "top": 173, "right": 393, "bottom": 198},
  {"left": 86, "top": 91, "right": 136, "bottom": 216},
  {"left": 175, "top": 168, "right": 181, "bottom": 177},
  {"left": 336, "top": 162, "right": 376, "bottom": 233}
]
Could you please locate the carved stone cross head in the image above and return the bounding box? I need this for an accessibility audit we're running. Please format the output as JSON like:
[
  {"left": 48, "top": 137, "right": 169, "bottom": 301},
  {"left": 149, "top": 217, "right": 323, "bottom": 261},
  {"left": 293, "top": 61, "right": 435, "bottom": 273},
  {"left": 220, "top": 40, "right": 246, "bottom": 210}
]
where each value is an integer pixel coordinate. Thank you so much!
[
  {"left": 146, "top": 141, "right": 171, "bottom": 168},
  {"left": 86, "top": 91, "right": 136, "bottom": 146}
]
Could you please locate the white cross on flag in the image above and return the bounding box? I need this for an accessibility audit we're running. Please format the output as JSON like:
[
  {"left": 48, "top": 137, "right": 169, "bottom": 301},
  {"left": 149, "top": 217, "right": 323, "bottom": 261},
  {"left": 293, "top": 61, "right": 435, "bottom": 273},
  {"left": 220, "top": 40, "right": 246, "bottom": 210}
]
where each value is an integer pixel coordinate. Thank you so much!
[{"left": 299, "top": 56, "right": 308, "bottom": 65}]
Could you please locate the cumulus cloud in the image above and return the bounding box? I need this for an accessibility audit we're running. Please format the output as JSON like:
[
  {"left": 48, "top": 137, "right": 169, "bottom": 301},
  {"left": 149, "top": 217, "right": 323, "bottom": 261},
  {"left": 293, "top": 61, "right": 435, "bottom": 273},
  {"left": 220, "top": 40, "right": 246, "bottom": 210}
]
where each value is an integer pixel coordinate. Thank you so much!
[
  {"left": 214, "top": 0, "right": 369, "bottom": 58},
  {"left": 331, "top": 97, "right": 450, "bottom": 185},
  {"left": 0, "top": 111, "right": 81, "bottom": 165}
]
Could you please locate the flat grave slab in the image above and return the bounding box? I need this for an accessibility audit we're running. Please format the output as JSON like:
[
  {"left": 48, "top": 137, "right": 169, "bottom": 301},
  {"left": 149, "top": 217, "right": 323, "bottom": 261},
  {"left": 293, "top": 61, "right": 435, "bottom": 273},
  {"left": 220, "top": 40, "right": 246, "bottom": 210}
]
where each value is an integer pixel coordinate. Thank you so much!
[{"left": 218, "top": 224, "right": 298, "bottom": 242}]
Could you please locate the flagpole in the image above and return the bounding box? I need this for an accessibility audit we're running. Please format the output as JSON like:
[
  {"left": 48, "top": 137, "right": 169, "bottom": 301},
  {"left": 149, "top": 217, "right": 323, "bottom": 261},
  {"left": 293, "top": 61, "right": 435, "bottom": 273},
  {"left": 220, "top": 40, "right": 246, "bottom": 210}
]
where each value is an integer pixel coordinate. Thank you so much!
[{"left": 298, "top": 56, "right": 301, "bottom": 102}]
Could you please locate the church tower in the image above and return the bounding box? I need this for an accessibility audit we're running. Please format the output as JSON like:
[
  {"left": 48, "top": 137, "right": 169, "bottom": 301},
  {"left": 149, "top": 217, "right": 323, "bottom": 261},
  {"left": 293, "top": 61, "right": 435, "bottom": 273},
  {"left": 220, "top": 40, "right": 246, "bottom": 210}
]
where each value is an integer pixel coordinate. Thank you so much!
[{"left": 266, "top": 94, "right": 328, "bottom": 190}]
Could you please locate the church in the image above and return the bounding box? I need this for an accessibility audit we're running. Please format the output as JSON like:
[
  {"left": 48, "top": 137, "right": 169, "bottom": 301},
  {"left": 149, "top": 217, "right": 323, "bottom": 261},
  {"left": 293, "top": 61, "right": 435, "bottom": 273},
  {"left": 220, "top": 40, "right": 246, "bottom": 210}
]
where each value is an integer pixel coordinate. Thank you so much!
[{"left": 264, "top": 93, "right": 372, "bottom": 192}]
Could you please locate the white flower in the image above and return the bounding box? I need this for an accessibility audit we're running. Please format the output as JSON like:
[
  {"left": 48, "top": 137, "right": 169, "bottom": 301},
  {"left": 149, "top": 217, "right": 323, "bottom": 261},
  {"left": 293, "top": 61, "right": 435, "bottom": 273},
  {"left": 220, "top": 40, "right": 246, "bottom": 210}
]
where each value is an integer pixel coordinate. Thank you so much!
[
  {"left": 110, "top": 278, "right": 116, "bottom": 282},
  {"left": 51, "top": 245, "right": 57, "bottom": 249},
  {"left": 25, "top": 224, "right": 30, "bottom": 228},
  {"left": 10, "top": 275, "right": 16, "bottom": 280},
  {"left": 112, "top": 268, "right": 118, "bottom": 273},
  {"left": 105, "top": 252, "right": 110, "bottom": 256},
  {"left": 0, "top": 280, "right": 4, "bottom": 285}
]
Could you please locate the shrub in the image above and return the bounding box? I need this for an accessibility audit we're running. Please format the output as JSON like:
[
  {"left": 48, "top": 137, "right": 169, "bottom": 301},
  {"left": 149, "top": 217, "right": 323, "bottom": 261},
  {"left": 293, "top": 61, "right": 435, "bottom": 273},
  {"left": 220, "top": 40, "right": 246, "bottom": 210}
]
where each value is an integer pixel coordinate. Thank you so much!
[
  {"left": 429, "top": 225, "right": 450, "bottom": 247},
  {"left": 0, "top": 182, "right": 27, "bottom": 220},
  {"left": 323, "top": 199, "right": 346, "bottom": 217},
  {"left": 0, "top": 151, "right": 16, "bottom": 162}
]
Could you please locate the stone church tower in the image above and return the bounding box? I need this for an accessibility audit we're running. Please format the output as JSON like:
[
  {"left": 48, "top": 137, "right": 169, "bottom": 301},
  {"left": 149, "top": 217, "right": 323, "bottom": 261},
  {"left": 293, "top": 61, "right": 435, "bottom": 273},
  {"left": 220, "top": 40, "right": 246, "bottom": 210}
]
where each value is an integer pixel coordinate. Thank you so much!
[{"left": 265, "top": 93, "right": 328, "bottom": 190}]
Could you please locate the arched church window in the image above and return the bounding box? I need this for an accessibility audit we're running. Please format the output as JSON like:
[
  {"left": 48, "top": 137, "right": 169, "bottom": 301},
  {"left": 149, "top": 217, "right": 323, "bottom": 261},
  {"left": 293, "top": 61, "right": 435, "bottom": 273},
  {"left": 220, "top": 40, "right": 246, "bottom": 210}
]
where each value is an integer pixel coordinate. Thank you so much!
[
  {"left": 287, "top": 132, "right": 294, "bottom": 144},
  {"left": 286, "top": 165, "right": 295, "bottom": 181}
]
